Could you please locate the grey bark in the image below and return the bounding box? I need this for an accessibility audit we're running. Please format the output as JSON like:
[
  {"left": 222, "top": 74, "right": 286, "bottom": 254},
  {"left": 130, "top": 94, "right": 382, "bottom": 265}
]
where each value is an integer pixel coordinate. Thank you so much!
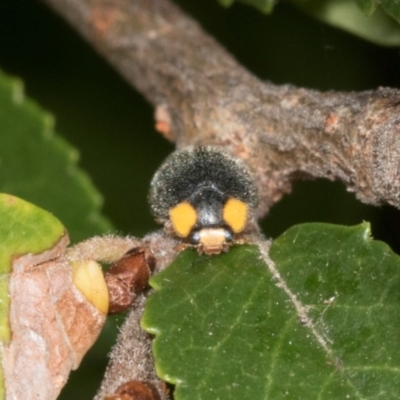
[{"left": 43, "top": 0, "right": 400, "bottom": 217}]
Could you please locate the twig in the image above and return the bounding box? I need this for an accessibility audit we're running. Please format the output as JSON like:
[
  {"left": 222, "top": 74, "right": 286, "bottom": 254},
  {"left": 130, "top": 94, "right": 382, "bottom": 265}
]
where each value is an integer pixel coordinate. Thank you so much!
[{"left": 42, "top": 0, "right": 400, "bottom": 215}]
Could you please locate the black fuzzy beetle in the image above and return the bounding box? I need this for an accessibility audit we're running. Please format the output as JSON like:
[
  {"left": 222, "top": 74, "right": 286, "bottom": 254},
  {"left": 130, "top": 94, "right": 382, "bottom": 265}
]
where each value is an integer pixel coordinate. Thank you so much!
[{"left": 149, "top": 147, "right": 259, "bottom": 254}]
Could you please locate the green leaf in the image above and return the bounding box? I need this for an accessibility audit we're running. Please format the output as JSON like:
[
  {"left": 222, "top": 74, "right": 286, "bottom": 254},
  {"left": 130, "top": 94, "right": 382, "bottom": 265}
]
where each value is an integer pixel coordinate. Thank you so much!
[
  {"left": 142, "top": 245, "right": 279, "bottom": 400},
  {"left": 381, "top": 0, "right": 400, "bottom": 24},
  {"left": 270, "top": 222, "right": 400, "bottom": 398},
  {"left": 142, "top": 223, "right": 400, "bottom": 399},
  {"left": 291, "top": 0, "right": 400, "bottom": 46},
  {"left": 218, "top": 0, "right": 400, "bottom": 46},
  {"left": 354, "top": 0, "right": 379, "bottom": 16},
  {"left": 218, "top": 0, "right": 275, "bottom": 14},
  {"left": 0, "top": 70, "right": 112, "bottom": 242},
  {"left": 0, "top": 193, "right": 66, "bottom": 397}
]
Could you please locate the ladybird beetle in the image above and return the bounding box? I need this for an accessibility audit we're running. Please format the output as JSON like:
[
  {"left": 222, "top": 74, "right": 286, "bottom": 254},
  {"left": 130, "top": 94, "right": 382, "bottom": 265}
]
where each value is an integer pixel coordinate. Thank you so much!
[{"left": 149, "top": 146, "right": 259, "bottom": 255}]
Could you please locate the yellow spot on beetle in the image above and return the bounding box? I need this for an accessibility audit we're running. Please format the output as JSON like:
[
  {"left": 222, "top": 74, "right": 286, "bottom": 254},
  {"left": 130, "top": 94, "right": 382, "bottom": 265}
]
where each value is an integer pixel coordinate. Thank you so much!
[
  {"left": 223, "top": 198, "right": 248, "bottom": 233},
  {"left": 169, "top": 201, "right": 197, "bottom": 237},
  {"left": 71, "top": 260, "right": 109, "bottom": 314}
]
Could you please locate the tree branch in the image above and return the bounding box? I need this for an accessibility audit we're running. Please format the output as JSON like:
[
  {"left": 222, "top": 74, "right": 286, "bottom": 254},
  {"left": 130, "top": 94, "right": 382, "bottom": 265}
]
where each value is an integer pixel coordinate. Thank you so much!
[{"left": 43, "top": 0, "right": 400, "bottom": 215}]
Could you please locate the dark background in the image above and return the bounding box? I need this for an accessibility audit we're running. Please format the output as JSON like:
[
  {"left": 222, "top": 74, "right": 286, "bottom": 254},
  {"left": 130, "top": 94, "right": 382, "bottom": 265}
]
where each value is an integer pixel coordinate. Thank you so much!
[{"left": 1, "top": 0, "right": 400, "bottom": 398}]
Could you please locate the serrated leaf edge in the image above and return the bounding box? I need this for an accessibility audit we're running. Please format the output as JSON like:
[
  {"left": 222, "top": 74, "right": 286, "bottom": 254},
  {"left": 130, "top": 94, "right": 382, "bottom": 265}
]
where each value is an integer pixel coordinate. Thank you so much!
[{"left": 0, "top": 69, "right": 113, "bottom": 238}]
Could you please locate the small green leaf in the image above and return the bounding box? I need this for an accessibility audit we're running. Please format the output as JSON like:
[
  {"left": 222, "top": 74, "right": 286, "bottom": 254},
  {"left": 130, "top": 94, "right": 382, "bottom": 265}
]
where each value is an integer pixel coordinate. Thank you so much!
[
  {"left": 354, "top": 0, "right": 379, "bottom": 16},
  {"left": 217, "top": 0, "right": 400, "bottom": 46},
  {"left": 142, "top": 223, "right": 400, "bottom": 399},
  {"left": 0, "top": 193, "right": 66, "bottom": 398},
  {"left": 218, "top": 0, "right": 275, "bottom": 14},
  {"left": 0, "top": 70, "right": 112, "bottom": 242},
  {"left": 291, "top": 0, "right": 400, "bottom": 46},
  {"left": 382, "top": 0, "right": 400, "bottom": 24}
]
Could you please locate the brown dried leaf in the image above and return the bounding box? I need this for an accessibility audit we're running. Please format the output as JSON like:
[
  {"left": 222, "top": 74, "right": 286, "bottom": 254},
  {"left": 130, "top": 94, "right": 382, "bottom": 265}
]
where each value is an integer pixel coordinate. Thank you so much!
[{"left": 3, "top": 234, "right": 107, "bottom": 399}]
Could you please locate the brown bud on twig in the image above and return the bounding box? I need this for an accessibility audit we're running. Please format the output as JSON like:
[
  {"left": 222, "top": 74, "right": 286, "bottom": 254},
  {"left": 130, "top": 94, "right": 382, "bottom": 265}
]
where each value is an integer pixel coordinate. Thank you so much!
[
  {"left": 104, "top": 380, "right": 162, "bottom": 400},
  {"left": 105, "top": 247, "right": 156, "bottom": 314}
]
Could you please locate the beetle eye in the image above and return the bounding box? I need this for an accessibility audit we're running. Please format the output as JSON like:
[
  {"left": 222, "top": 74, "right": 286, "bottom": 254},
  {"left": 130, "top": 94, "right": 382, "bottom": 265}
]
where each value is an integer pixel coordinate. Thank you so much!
[
  {"left": 224, "top": 229, "right": 234, "bottom": 242},
  {"left": 190, "top": 231, "right": 200, "bottom": 244}
]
